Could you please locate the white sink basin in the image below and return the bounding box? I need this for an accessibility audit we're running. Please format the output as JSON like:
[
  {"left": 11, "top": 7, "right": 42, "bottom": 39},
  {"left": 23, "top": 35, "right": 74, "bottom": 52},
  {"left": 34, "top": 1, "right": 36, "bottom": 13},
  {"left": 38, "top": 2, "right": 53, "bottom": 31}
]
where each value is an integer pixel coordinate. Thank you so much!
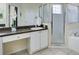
[{"left": 31, "top": 27, "right": 43, "bottom": 30}]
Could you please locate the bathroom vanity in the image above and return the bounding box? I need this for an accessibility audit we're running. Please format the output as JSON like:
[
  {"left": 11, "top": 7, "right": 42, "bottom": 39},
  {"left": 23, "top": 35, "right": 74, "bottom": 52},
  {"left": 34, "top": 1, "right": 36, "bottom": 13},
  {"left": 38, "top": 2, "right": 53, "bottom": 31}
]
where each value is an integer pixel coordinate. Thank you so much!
[{"left": 0, "top": 27, "right": 48, "bottom": 55}]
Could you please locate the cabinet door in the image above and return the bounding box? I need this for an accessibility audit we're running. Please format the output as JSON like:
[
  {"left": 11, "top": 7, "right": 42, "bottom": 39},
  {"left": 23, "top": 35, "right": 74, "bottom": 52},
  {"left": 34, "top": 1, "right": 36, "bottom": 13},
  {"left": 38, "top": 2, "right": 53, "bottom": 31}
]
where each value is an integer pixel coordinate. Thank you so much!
[
  {"left": 68, "top": 37, "right": 79, "bottom": 52},
  {"left": 41, "top": 30, "right": 48, "bottom": 49},
  {"left": 30, "top": 31, "right": 40, "bottom": 54},
  {"left": 0, "top": 38, "right": 3, "bottom": 55}
]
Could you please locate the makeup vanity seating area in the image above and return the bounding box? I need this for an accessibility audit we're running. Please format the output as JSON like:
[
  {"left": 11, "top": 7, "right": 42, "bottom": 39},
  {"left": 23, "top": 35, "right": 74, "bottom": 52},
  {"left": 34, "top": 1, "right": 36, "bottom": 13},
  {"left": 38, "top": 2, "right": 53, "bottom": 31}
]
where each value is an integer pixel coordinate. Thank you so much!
[{"left": 0, "top": 25, "right": 48, "bottom": 55}]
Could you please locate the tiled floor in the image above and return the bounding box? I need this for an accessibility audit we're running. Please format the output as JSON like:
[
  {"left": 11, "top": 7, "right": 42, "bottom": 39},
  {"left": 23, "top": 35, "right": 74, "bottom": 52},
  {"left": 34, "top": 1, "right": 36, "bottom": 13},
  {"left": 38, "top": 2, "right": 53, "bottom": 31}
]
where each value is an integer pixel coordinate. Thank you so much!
[
  {"left": 34, "top": 47, "right": 79, "bottom": 55},
  {"left": 12, "top": 47, "right": 79, "bottom": 55}
]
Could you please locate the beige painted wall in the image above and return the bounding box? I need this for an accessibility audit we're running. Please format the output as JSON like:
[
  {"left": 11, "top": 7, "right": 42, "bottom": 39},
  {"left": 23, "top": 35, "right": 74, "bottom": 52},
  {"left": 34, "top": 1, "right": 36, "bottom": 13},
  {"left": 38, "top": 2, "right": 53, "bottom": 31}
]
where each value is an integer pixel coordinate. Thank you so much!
[
  {"left": 65, "top": 23, "right": 79, "bottom": 47},
  {"left": 3, "top": 38, "right": 29, "bottom": 55}
]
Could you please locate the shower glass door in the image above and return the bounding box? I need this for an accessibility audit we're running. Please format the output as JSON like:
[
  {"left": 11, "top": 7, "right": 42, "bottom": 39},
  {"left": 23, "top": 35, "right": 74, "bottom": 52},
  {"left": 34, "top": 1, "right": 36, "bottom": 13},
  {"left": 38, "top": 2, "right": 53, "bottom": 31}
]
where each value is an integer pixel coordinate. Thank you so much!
[{"left": 52, "top": 4, "right": 65, "bottom": 46}]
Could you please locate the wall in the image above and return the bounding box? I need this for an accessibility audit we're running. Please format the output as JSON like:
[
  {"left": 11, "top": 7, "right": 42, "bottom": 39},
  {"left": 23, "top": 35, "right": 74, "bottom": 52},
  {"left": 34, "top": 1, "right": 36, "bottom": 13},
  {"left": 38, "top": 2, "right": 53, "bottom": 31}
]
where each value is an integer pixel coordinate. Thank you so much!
[
  {"left": 18, "top": 3, "right": 41, "bottom": 26},
  {"left": 65, "top": 4, "right": 79, "bottom": 24}
]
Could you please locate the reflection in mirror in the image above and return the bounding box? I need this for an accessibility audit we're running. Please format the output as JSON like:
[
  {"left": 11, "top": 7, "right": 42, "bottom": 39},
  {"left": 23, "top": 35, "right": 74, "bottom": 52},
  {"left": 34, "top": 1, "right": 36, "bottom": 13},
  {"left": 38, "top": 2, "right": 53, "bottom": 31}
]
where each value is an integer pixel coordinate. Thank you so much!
[
  {"left": 0, "top": 11, "right": 5, "bottom": 27},
  {"left": 0, "top": 4, "right": 6, "bottom": 28},
  {"left": 9, "top": 5, "right": 18, "bottom": 27},
  {"left": 39, "top": 6, "right": 43, "bottom": 19},
  {"left": 43, "top": 4, "right": 50, "bottom": 23},
  {"left": 39, "top": 5, "right": 43, "bottom": 24}
]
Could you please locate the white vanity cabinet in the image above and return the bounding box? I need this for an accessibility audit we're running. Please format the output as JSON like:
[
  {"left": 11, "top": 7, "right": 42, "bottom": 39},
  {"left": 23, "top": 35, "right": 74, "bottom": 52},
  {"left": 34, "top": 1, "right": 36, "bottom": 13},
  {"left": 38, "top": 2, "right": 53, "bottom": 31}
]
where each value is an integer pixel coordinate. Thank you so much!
[
  {"left": 0, "top": 29, "right": 48, "bottom": 55},
  {"left": 29, "top": 30, "right": 48, "bottom": 54},
  {"left": 0, "top": 37, "right": 3, "bottom": 55},
  {"left": 40, "top": 30, "right": 48, "bottom": 49}
]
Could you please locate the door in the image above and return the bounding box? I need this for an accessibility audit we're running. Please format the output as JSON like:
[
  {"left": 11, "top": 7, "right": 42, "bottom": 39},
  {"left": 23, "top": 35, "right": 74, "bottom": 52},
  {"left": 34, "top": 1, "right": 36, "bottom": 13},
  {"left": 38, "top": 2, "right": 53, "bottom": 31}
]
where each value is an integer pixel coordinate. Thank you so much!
[
  {"left": 41, "top": 30, "right": 48, "bottom": 49},
  {"left": 30, "top": 31, "right": 40, "bottom": 54},
  {"left": 52, "top": 4, "right": 64, "bottom": 45}
]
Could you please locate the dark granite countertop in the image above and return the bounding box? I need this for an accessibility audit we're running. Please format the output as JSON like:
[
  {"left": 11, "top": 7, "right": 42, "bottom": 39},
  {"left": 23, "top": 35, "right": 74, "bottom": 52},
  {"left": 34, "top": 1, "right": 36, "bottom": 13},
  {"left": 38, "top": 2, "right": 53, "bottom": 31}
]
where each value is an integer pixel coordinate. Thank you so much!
[{"left": 0, "top": 28, "right": 48, "bottom": 37}]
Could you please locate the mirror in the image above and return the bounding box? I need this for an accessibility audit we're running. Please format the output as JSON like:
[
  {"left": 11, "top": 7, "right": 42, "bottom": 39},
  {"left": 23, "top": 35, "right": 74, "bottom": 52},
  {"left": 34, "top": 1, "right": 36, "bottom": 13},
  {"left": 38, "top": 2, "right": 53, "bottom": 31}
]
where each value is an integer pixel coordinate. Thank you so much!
[{"left": 0, "top": 3, "right": 43, "bottom": 28}]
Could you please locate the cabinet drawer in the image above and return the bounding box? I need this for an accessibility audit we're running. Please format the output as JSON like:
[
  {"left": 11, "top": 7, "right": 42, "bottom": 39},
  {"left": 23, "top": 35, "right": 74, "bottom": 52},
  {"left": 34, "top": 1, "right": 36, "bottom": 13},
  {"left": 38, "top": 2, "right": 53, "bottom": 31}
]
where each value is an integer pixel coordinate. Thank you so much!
[
  {"left": 17, "top": 33, "right": 30, "bottom": 39},
  {"left": 3, "top": 33, "right": 30, "bottom": 43}
]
